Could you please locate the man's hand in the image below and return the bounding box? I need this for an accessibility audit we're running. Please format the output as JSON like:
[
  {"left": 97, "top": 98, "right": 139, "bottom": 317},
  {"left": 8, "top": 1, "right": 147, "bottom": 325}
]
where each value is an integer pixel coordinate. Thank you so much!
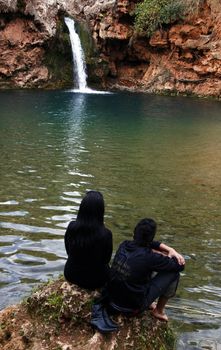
[
  {"left": 156, "top": 243, "right": 185, "bottom": 266},
  {"left": 167, "top": 248, "right": 185, "bottom": 265}
]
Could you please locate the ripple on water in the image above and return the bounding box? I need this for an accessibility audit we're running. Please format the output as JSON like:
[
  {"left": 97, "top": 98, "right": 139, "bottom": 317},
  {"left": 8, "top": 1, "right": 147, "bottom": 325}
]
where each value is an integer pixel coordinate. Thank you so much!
[
  {"left": 62, "top": 193, "right": 82, "bottom": 204},
  {"left": 0, "top": 200, "right": 19, "bottom": 205},
  {"left": 0, "top": 236, "right": 25, "bottom": 256},
  {"left": 0, "top": 270, "right": 66, "bottom": 309},
  {"left": 10, "top": 253, "right": 46, "bottom": 266},
  {"left": 0, "top": 235, "right": 22, "bottom": 243},
  {"left": 19, "top": 239, "right": 66, "bottom": 259},
  {"left": 66, "top": 183, "right": 82, "bottom": 188},
  {"left": 50, "top": 214, "right": 74, "bottom": 222},
  {"left": 0, "top": 236, "right": 65, "bottom": 262},
  {"left": 63, "top": 191, "right": 82, "bottom": 197},
  {"left": 187, "top": 285, "right": 221, "bottom": 299},
  {"left": 56, "top": 222, "right": 69, "bottom": 228},
  {"left": 0, "top": 245, "right": 19, "bottom": 255},
  {"left": 169, "top": 295, "right": 221, "bottom": 325},
  {"left": 0, "top": 270, "right": 20, "bottom": 285},
  {"left": 205, "top": 262, "right": 221, "bottom": 273},
  {"left": 0, "top": 221, "right": 63, "bottom": 236},
  {"left": 60, "top": 196, "right": 82, "bottom": 203},
  {"left": 0, "top": 211, "right": 29, "bottom": 217},
  {"left": 0, "top": 255, "right": 64, "bottom": 281},
  {"left": 177, "top": 327, "right": 221, "bottom": 350},
  {"left": 40, "top": 205, "right": 78, "bottom": 212},
  {"left": 68, "top": 171, "right": 94, "bottom": 177},
  {"left": 27, "top": 260, "right": 63, "bottom": 276}
]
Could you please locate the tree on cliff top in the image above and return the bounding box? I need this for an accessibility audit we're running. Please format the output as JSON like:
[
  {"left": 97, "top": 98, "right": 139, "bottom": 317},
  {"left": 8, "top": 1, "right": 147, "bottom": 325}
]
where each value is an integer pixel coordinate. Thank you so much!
[{"left": 134, "top": 0, "right": 186, "bottom": 36}]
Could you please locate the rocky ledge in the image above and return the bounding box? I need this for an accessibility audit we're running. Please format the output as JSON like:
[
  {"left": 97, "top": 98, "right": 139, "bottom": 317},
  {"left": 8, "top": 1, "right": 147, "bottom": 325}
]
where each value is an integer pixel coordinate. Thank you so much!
[{"left": 0, "top": 278, "right": 175, "bottom": 350}]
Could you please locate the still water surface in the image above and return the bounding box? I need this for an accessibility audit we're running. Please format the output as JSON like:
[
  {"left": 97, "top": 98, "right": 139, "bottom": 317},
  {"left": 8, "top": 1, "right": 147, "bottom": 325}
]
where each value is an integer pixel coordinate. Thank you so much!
[{"left": 0, "top": 90, "right": 220, "bottom": 348}]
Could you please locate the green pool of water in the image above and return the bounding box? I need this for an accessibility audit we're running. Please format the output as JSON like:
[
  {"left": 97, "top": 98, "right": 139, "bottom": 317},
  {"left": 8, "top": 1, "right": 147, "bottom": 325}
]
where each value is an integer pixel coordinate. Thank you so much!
[{"left": 0, "top": 90, "right": 220, "bottom": 348}]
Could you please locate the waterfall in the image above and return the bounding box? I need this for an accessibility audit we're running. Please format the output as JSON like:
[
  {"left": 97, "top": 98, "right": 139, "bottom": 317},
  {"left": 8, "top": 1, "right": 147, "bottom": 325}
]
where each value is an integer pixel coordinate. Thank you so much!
[{"left": 64, "top": 17, "right": 88, "bottom": 91}]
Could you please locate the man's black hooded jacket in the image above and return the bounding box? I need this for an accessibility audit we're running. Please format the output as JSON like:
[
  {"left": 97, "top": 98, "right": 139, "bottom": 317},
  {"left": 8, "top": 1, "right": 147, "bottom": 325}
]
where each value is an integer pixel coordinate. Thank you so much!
[{"left": 108, "top": 240, "right": 184, "bottom": 310}]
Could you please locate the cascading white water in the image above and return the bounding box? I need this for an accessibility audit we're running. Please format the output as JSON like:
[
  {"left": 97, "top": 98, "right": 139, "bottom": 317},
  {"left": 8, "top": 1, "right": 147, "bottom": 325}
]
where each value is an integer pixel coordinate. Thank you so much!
[
  {"left": 64, "top": 17, "right": 88, "bottom": 91},
  {"left": 64, "top": 17, "right": 110, "bottom": 94}
]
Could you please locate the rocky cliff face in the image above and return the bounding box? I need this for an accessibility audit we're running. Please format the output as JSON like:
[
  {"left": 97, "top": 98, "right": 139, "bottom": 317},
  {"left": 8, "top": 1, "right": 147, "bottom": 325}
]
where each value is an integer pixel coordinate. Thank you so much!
[
  {"left": 0, "top": 0, "right": 221, "bottom": 97},
  {"left": 0, "top": 0, "right": 85, "bottom": 88},
  {"left": 90, "top": 0, "right": 221, "bottom": 97}
]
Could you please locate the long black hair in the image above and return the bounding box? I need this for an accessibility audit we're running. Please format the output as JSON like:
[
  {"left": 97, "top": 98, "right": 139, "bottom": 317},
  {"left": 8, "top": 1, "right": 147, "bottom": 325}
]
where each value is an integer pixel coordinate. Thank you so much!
[{"left": 72, "top": 190, "right": 105, "bottom": 247}]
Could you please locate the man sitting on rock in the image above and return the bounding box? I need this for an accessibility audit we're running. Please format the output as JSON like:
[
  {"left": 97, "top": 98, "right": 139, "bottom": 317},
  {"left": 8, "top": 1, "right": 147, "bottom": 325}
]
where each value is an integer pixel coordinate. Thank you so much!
[{"left": 107, "top": 218, "right": 185, "bottom": 321}]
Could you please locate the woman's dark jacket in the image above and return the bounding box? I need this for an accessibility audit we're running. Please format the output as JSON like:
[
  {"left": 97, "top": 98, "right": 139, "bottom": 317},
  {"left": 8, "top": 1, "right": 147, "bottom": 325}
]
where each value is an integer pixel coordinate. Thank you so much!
[
  {"left": 108, "top": 240, "right": 184, "bottom": 309},
  {"left": 64, "top": 221, "right": 113, "bottom": 290}
]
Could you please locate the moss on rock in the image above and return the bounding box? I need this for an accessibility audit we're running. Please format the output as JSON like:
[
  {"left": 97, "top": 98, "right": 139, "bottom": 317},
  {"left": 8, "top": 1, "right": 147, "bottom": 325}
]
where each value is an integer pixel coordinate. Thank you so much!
[
  {"left": 75, "top": 20, "right": 96, "bottom": 62},
  {"left": 43, "top": 17, "right": 73, "bottom": 89}
]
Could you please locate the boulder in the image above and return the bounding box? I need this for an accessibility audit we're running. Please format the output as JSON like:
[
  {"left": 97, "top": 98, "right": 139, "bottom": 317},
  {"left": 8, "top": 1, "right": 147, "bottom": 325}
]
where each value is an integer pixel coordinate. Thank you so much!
[{"left": 0, "top": 278, "right": 175, "bottom": 350}]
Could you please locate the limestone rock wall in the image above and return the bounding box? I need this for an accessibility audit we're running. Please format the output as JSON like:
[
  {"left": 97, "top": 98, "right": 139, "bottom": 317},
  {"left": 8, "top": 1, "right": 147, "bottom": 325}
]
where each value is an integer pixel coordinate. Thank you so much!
[
  {"left": 0, "top": 16, "right": 49, "bottom": 88},
  {"left": 0, "top": 0, "right": 116, "bottom": 88},
  {"left": 0, "top": 0, "right": 137, "bottom": 89},
  {"left": 90, "top": 0, "right": 221, "bottom": 97},
  {"left": 0, "top": 0, "right": 17, "bottom": 12},
  {"left": 0, "top": 0, "right": 221, "bottom": 97}
]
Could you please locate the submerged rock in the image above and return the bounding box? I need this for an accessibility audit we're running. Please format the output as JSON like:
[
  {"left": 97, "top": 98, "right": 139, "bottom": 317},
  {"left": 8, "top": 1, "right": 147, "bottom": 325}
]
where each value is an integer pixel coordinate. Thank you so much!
[{"left": 0, "top": 278, "right": 175, "bottom": 350}]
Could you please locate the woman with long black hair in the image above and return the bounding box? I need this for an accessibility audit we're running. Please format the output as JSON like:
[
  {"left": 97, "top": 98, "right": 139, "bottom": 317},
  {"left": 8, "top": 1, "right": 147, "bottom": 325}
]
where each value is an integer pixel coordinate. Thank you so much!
[{"left": 64, "top": 190, "right": 113, "bottom": 290}]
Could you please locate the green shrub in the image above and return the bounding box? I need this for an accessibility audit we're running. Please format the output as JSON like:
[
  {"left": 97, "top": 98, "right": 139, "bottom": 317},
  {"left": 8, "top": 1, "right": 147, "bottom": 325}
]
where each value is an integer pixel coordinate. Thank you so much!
[{"left": 134, "top": 0, "right": 186, "bottom": 36}]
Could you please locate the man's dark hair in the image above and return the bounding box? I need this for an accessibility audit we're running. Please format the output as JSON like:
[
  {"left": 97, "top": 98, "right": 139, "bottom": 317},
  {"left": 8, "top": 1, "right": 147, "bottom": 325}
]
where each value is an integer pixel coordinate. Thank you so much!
[{"left": 133, "top": 218, "right": 157, "bottom": 246}]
